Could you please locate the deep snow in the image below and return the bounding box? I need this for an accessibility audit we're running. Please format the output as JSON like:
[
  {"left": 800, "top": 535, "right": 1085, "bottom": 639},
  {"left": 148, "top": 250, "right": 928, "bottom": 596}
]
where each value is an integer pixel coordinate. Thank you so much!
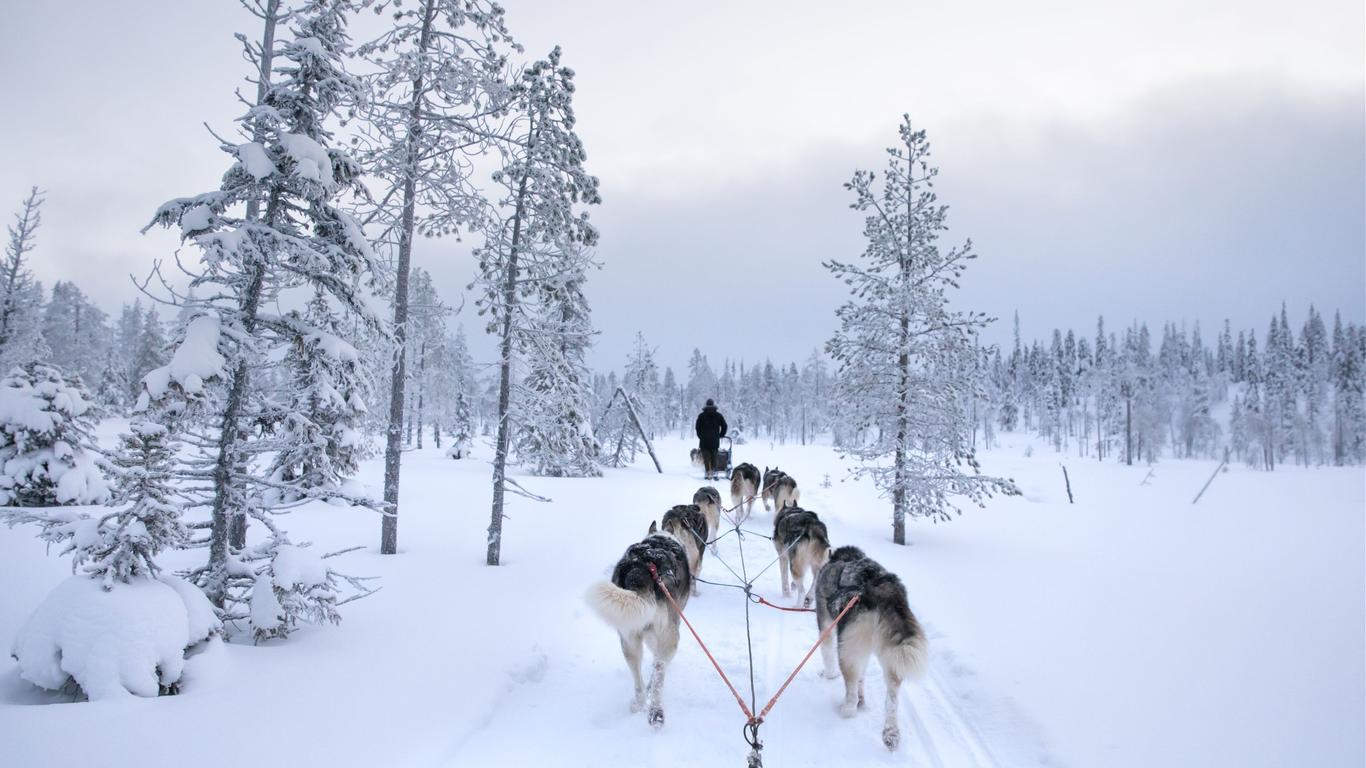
[{"left": 0, "top": 429, "right": 1361, "bottom": 767}]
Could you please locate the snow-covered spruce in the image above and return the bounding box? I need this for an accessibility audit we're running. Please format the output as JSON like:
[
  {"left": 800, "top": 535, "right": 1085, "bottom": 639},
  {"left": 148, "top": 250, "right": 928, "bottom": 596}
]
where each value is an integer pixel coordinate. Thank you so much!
[
  {"left": 474, "top": 46, "right": 601, "bottom": 565},
  {"left": 516, "top": 269, "right": 602, "bottom": 477},
  {"left": 140, "top": 1, "right": 383, "bottom": 625},
  {"left": 0, "top": 362, "right": 108, "bottom": 506},
  {"left": 4, "top": 419, "right": 216, "bottom": 700},
  {"left": 825, "top": 115, "right": 1017, "bottom": 543},
  {"left": 0, "top": 187, "right": 51, "bottom": 372}
]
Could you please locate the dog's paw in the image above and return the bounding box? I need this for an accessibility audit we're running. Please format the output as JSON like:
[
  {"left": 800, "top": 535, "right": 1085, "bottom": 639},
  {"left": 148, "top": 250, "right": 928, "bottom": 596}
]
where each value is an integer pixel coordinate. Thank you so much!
[
  {"left": 648, "top": 707, "right": 665, "bottom": 728},
  {"left": 882, "top": 725, "right": 901, "bottom": 751},
  {"left": 857, "top": 693, "right": 866, "bottom": 709},
  {"left": 802, "top": 595, "right": 814, "bottom": 608},
  {"left": 630, "top": 695, "right": 645, "bottom": 713},
  {"left": 820, "top": 667, "right": 841, "bottom": 680},
  {"left": 839, "top": 702, "right": 858, "bottom": 719}
]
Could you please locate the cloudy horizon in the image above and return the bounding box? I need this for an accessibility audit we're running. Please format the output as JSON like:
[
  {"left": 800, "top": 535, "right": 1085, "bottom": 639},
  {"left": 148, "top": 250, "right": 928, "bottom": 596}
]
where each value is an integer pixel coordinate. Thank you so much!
[{"left": 1, "top": 0, "right": 1361, "bottom": 374}]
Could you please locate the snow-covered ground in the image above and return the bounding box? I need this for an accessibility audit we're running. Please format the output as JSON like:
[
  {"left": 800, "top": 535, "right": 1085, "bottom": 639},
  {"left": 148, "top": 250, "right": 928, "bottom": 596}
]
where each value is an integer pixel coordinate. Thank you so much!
[{"left": 1, "top": 428, "right": 1362, "bottom": 767}]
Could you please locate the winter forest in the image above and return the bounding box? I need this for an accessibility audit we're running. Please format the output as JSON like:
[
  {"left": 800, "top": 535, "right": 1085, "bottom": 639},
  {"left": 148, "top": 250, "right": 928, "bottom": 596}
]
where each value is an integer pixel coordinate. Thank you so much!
[{"left": 1, "top": 1, "right": 1361, "bottom": 767}]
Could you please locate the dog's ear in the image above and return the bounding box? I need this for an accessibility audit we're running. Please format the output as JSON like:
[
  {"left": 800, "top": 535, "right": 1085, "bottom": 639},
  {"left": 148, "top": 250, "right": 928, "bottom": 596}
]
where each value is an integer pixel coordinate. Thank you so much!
[{"left": 648, "top": 520, "right": 658, "bottom": 535}]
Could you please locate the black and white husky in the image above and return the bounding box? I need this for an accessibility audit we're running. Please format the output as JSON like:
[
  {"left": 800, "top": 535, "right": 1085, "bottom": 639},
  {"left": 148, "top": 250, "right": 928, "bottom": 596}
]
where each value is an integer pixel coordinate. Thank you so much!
[
  {"left": 771, "top": 504, "right": 831, "bottom": 607},
  {"left": 656, "top": 504, "right": 708, "bottom": 593},
  {"left": 585, "top": 531, "right": 693, "bottom": 727},
  {"left": 815, "top": 546, "right": 929, "bottom": 751},
  {"left": 761, "top": 466, "right": 800, "bottom": 513},
  {"left": 692, "top": 486, "right": 723, "bottom": 550},
  {"left": 729, "top": 462, "right": 761, "bottom": 522}
]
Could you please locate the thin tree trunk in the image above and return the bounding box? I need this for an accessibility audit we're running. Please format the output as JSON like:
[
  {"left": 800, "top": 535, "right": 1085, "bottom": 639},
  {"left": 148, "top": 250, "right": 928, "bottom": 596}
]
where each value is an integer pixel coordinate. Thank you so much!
[
  {"left": 230, "top": 0, "right": 280, "bottom": 552},
  {"left": 1125, "top": 397, "right": 1133, "bottom": 466},
  {"left": 381, "top": 0, "right": 436, "bottom": 555},
  {"left": 416, "top": 339, "right": 426, "bottom": 449},
  {"left": 488, "top": 125, "right": 536, "bottom": 567},
  {"left": 891, "top": 152, "right": 913, "bottom": 546}
]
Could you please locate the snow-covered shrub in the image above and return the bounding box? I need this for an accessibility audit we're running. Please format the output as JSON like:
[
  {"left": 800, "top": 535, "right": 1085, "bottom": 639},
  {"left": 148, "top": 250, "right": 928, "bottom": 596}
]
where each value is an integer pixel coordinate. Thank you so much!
[
  {"left": 10, "top": 574, "right": 217, "bottom": 700},
  {"left": 0, "top": 362, "right": 109, "bottom": 506},
  {"left": 247, "top": 541, "right": 367, "bottom": 642}
]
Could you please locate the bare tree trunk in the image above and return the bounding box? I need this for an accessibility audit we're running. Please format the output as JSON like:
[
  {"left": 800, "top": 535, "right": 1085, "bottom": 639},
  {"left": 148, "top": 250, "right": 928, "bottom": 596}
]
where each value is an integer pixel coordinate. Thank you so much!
[
  {"left": 487, "top": 134, "right": 535, "bottom": 567},
  {"left": 380, "top": 0, "right": 436, "bottom": 555}
]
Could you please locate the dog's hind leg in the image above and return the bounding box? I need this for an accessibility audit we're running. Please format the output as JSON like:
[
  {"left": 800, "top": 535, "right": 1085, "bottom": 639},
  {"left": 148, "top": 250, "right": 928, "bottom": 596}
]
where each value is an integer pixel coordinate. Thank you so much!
[
  {"left": 837, "top": 620, "right": 874, "bottom": 718},
  {"left": 620, "top": 631, "right": 646, "bottom": 713},
  {"left": 644, "top": 618, "right": 681, "bottom": 727},
  {"left": 817, "top": 601, "right": 840, "bottom": 679},
  {"left": 879, "top": 665, "right": 903, "bottom": 750},
  {"left": 778, "top": 548, "right": 792, "bottom": 597}
]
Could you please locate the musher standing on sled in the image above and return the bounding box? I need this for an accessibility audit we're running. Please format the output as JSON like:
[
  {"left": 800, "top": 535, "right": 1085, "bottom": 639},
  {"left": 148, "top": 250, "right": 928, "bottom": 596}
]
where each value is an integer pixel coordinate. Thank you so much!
[{"left": 695, "top": 399, "right": 728, "bottom": 480}]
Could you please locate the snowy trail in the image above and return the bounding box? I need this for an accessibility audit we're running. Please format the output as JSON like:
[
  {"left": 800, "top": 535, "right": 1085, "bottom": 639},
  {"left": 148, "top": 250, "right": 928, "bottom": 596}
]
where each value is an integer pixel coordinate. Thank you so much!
[{"left": 445, "top": 467, "right": 1025, "bottom": 768}]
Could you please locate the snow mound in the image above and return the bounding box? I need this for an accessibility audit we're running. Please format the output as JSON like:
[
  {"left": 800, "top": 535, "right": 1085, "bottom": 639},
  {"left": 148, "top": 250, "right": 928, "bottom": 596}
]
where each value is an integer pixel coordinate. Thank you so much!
[
  {"left": 10, "top": 575, "right": 220, "bottom": 700},
  {"left": 178, "top": 204, "right": 213, "bottom": 237}
]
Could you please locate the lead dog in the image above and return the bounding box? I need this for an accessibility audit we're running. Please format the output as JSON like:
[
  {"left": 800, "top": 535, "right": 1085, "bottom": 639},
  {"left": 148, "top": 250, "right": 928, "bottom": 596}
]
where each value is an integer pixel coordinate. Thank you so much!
[
  {"left": 815, "top": 546, "right": 928, "bottom": 751},
  {"left": 729, "top": 462, "right": 761, "bottom": 523},
  {"left": 772, "top": 504, "right": 831, "bottom": 607},
  {"left": 655, "top": 504, "right": 708, "bottom": 593},
  {"left": 586, "top": 530, "right": 693, "bottom": 727},
  {"left": 761, "top": 466, "right": 800, "bottom": 513},
  {"left": 692, "top": 486, "right": 722, "bottom": 551}
]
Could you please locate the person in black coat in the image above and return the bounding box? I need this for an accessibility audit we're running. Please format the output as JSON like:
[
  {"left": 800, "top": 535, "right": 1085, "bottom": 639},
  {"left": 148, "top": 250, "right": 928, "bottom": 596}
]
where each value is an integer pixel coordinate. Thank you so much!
[{"left": 695, "top": 399, "right": 728, "bottom": 480}]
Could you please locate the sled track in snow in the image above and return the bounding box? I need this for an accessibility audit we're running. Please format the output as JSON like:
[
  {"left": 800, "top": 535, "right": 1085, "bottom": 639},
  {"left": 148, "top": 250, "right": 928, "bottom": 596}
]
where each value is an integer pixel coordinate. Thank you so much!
[{"left": 902, "top": 657, "right": 1004, "bottom": 768}]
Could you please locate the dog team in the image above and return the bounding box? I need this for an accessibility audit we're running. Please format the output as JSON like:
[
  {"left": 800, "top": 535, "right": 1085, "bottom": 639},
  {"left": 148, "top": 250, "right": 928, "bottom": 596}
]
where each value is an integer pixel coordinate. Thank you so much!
[{"left": 586, "top": 462, "right": 928, "bottom": 751}]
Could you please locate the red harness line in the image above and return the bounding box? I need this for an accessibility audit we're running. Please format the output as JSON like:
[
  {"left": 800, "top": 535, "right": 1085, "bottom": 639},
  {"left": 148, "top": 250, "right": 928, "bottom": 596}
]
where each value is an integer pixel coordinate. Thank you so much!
[
  {"left": 647, "top": 562, "right": 861, "bottom": 728},
  {"left": 648, "top": 562, "right": 755, "bottom": 722},
  {"left": 750, "top": 593, "right": 816, "bottom": 614}
]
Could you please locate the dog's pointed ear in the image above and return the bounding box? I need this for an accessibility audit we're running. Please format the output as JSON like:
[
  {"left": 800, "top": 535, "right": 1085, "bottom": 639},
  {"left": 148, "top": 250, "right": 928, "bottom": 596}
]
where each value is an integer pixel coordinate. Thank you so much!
[{"left": 648, "top": 520, "right": 658, "bottom": 535}]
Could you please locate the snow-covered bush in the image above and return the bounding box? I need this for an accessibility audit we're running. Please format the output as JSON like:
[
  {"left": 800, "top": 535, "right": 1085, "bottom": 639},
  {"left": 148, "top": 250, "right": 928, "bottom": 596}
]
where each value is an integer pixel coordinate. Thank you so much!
[
  {"left": 10, "top": 575, "right": 217, "bottom": 700},
  {"left": 0, "top": 362, "right": 109, "bottom": 506},
  {"left": 247, "top": 540, "right": 368, "bottom": 642},
  {"left": 4, "top": 417, "right": 217, "bottom": 700}
]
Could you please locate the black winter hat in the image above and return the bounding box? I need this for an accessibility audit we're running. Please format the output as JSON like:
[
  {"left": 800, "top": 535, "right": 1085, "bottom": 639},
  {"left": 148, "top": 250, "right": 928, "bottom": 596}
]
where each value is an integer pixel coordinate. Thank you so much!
[{"left": 705, "top": 399, "right": 715, "bottom": 407}]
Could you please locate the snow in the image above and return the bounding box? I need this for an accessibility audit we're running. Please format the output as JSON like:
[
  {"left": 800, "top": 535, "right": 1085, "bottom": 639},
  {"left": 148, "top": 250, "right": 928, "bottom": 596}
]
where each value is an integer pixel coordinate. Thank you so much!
[
  {"left": 177, "top": 204, "right": 212, "bottom": 237},
  {"left": 140, "top": 313, "right": 226, "bottom": 400},
  {"left": 9, "top": 574, "right": 219, "bottom": 701},
  {"left": 271, "top": 545, "right": 329, "bottom": 591},
  {"left": 278, "top": 132, "right": 334, "bottom": 187},
  {"left": 0, "top": 431, "right": 1360, "bottom": 766},
  {"left": 236, "top": 142, "right": 275, "bottom": 180}
]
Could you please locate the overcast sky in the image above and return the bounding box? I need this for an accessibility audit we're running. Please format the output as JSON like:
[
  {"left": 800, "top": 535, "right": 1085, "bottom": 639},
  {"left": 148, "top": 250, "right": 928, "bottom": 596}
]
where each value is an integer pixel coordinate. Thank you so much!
[{"left": 1, "top": 0, "right": 1361, "bottom": 374}]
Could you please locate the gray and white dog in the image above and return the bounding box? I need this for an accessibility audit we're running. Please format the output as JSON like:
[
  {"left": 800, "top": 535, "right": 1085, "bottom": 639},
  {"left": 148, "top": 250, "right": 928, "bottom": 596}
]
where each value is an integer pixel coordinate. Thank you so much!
[
  {"left": 761, "top": 466, "right": 800, "bottom": 514},
  {"left": 815, "top": 546, "right": 928, "bottom": 751},
  {"left": 656, "top": 504, "right": 708, "bottom": 593},
  {"left": 729, "top": 462, "right": 761, "bottom": 523},
  {"left": 772, "top": 504, "right": 831, "bottom": 607},
  {"left": 586, "top": 531, "right": 693, "bottom": 727},
  {"left": 692, "top": 486, "right": 723, "bottom": 550}
]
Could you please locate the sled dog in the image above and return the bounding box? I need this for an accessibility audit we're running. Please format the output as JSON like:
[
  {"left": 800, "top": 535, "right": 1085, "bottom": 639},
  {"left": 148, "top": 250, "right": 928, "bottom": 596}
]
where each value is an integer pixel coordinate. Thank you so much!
[
  {"left": 761, "top": 466, "right": 800, "bottom": 513},
  {"left": 585, "top": 531, "right": 693, "bottom": 727},
  {"left": 814, "top": 546, "right": 928, "bottom": 751},
  {"left": 689, "top": 448, "right": 703, "bottom": 468},
  {"left": 657, "top": 505, "right": 708, "bottom": 592},
  {"left": 692, "top": 486, "right": 723, "bottom": 549},
  {"left": 729, "top": 462, "right": 761, "bottom": 522},
  {"left": 771, "top": 504, "right": 831, "bottom": 607}
]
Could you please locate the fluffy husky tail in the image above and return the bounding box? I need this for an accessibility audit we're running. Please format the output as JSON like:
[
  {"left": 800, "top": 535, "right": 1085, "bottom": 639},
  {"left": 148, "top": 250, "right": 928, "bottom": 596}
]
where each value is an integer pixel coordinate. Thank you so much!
[
  {"left": 586, "top": 581, "right": 655, "bottom": 633},
  {"left": 883, "top": 630, "right": 929, "bottom": 681}
]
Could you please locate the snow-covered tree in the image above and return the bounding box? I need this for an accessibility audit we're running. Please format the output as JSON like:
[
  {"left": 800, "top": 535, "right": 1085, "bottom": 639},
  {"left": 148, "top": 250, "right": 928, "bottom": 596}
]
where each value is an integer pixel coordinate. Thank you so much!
[
  {"left": 0, "top": 362, "right": 109, "bottom": 507},
  {"left": 825, "top": 115, "right": 1017, "bottom": 544},
  {"left": 0, "top": 188, "right": 49, "bottom": 371},
  {"left": 516, "top": 266, "right": 601, "bottom": 477},
  {"left": 358, "top": 0, "right": 515, "bottom": 555},
  {"left": 141, "top": 0, "right": 383, "bottom": 622},
  {"left": 476, "top": 46, "right": 600, "bottom": 566}
]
